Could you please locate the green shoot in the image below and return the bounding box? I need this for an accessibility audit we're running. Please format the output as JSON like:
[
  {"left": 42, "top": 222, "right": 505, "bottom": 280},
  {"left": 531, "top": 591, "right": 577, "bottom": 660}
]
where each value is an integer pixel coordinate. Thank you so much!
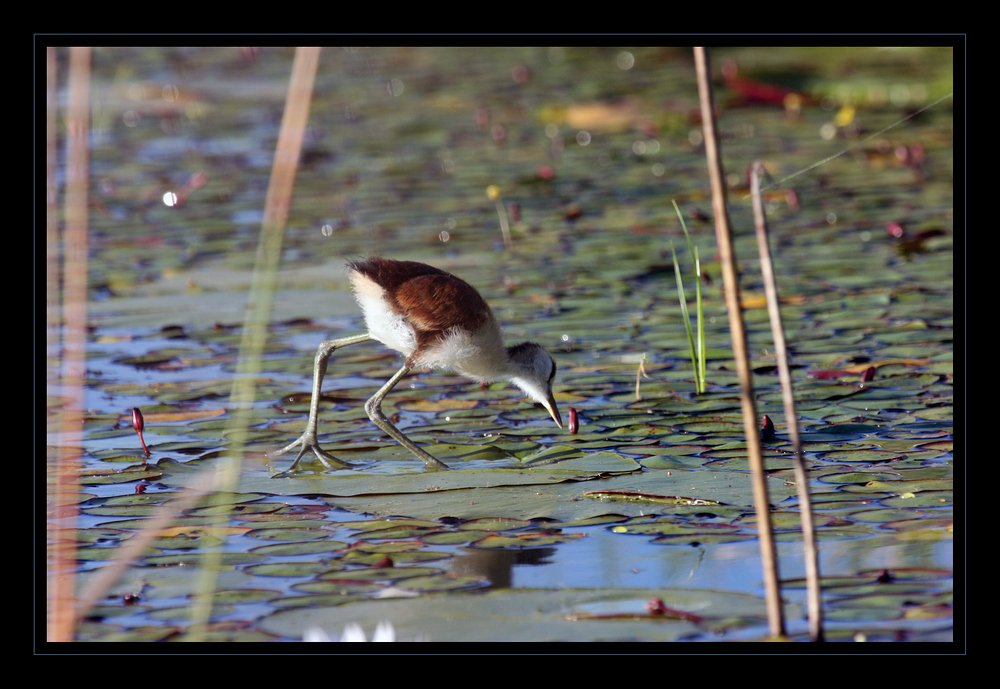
[{"left": 670, "top": 200, "right": 706, "bottom": 394}]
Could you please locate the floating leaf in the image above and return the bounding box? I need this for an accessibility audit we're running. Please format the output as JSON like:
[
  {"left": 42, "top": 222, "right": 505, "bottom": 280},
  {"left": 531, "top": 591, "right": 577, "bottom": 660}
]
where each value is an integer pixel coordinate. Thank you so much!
[
  {"left": 583, "top": 491, "right": 723, "bottom": 506},
  {"left": 471, "top": 531, "right": 586, "bottom": 549}
]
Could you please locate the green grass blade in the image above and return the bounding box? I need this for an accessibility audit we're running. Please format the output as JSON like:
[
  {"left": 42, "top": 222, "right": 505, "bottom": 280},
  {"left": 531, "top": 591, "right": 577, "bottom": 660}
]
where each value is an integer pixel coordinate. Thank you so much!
[
  {"left": 670, "top": 239, "right": 699, "bottom": 390},
  {"left": 673, "top": 200, "right": 706, "bottom": 393},
  {"left": 694, "top": 246, "right": 706, "bottom": 393}
]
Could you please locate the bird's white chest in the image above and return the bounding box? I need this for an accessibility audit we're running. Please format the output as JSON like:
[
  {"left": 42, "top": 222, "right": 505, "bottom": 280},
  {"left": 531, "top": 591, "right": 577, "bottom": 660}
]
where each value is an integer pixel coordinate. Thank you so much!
[
  {"left": 350, "top": 267, "right": 508, "bottom": 381},
  {"left": 354, "top": 288, "right": 419, "bottom": 357}
]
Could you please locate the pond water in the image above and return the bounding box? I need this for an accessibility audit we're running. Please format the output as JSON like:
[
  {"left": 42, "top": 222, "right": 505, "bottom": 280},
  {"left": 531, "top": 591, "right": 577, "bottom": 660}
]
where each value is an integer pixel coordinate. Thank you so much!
[{"left": 46, "top": 45, "right": 955, "bottom": 643}]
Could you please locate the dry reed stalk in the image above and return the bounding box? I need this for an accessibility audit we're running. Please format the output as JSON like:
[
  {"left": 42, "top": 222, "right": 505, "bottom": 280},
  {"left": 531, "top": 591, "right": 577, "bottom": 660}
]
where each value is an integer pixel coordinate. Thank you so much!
[
  {"left": 693, "top": 47, "right": 785, "bottom": 638},
  {"left": 48, "top": 46, "right": 91, "bottom": 643},
  {"left": 750, "top": 161, "right": 824, "bottom": 641}
]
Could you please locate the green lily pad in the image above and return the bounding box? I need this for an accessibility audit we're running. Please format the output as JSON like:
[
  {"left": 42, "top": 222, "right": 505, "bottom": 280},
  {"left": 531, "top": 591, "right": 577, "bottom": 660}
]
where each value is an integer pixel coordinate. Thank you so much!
[
  {"left": 259, "top": 587, "right": 801, "bottom": 642},
  {"left": 232, "top": 448, "right": 641, "bottom": 499},
  {"left": 320, "top": 468, "right": 794, "bottom": 522},
  {"left": 469, "top": 531, "right": 586, "bottom": 549}
]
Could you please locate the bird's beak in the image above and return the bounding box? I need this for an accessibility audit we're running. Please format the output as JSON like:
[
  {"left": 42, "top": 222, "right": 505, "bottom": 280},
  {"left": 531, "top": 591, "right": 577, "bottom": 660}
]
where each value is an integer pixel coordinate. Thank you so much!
[{"left": 542, "top": 392, "right": 562, "bottom": 429}]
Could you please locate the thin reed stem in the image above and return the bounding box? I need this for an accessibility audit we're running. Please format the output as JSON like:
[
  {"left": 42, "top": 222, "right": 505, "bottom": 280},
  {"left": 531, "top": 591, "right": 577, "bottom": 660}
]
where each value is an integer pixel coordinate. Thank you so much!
[
  {"left": 750, "top": 161, "right": 824, "bottom": 641},
  {"left": 49, "top": 46, "right": 91, "bottom": 643},
  {"left": 694, "top": 46, "right": 785, "bottom": 638}
]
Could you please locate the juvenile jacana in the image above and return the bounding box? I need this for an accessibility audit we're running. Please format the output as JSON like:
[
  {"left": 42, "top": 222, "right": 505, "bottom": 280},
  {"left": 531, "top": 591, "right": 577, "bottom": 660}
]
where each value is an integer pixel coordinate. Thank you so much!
[{"left": 269, "top": 256, "right": 562, "bottom": 471}]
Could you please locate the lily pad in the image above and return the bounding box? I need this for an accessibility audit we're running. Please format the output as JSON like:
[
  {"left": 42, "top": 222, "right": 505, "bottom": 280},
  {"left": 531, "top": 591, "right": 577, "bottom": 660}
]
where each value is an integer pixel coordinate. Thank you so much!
[
  {"left": 320, "top": 468, "right": 794, "bottom": 522},
  {"left": 259, "top": 587, "right": 801, "bottom": 642},
  {"left": 233, "top": 448, "right": 641, "bottom": 499}
]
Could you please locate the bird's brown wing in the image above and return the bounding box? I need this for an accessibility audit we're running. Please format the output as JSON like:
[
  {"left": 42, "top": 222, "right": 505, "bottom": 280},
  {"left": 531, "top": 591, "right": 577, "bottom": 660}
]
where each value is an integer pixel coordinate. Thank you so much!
[{"left": 392, "top": 273, "right": 493, "bottom": 335}]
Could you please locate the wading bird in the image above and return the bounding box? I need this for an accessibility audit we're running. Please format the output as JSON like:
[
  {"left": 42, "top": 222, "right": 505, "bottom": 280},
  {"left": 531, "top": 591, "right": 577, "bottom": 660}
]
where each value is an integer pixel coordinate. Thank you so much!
[{"left": 269, "top": 257, "right": 562, "bottom": 471}]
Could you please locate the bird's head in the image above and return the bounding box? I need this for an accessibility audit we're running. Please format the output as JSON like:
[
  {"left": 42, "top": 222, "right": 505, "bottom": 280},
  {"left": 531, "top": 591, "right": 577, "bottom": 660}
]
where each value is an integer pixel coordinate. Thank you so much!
[{"left": 506, "top": 342, "right": 562, "bottom": 428}]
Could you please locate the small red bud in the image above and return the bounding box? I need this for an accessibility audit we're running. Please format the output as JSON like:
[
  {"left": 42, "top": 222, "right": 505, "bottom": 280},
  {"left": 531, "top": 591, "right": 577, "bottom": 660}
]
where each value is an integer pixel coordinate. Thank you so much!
[
  {"left": 568, "top": 407, "right": 579, "bottom": 435},
  {"left": 759, "top": 414, "right": 776, "bottom": 441},
  {"left": 646, "top": 598, "right": 668, "bottom": 615},
  {"left": 131, "top": 407, "right": 150, "bottom": 457},
  {"left": 645, "top": 597, "right": 703, "bottom": 622}
]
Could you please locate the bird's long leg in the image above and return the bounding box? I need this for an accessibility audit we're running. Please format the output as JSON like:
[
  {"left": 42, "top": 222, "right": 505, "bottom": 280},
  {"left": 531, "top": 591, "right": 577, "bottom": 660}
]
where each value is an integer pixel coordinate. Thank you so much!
[
  {"left": 364, "top": 366, "right": 450, "bottom": 470},
  {"left": 269, "top": 333, "right": 371, "bottom": 471}
]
